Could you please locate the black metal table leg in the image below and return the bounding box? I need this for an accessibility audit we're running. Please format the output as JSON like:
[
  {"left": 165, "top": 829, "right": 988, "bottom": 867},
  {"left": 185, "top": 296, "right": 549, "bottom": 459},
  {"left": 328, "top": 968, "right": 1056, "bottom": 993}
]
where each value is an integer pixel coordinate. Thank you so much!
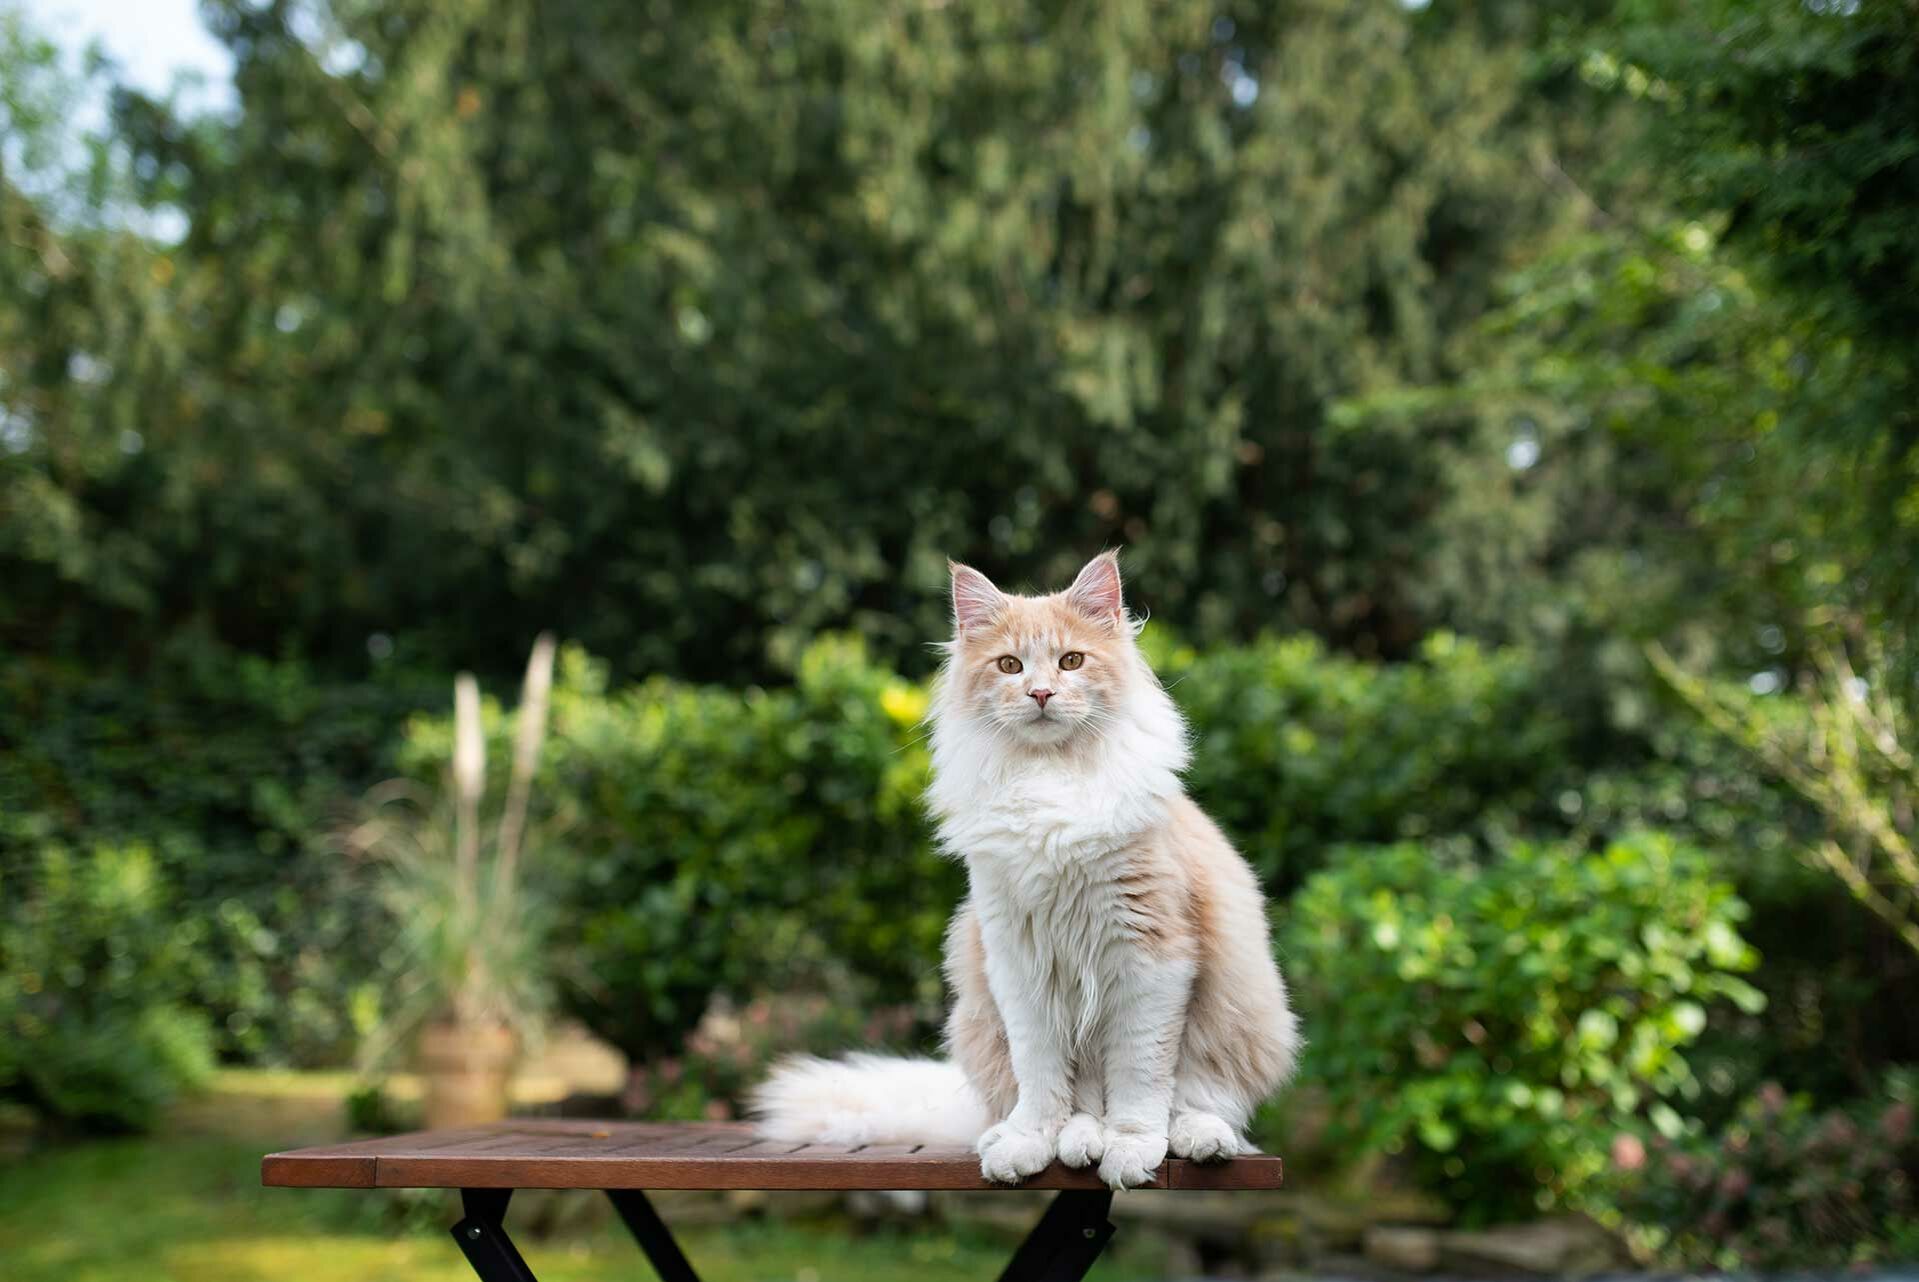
[
  {"left": 447, "top": 1185, "right": 1108, "bottom": 1282},
  {"left": 452, "top": 1188, "right": 540, "bottom": 1282},
  {"left": 997, "top": 1188, "right": 1118, "bottom": 1282},
  {"left": 608, "top": 1189, "right": 703, "bottom": 1282}
]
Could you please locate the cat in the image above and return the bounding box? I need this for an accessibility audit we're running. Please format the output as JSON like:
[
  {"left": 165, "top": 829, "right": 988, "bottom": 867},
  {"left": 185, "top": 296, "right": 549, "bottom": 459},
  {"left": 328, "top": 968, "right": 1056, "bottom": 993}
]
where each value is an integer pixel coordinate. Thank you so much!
[{"left": 752, "top": 552, "right": 1299, "bottom": 1189}]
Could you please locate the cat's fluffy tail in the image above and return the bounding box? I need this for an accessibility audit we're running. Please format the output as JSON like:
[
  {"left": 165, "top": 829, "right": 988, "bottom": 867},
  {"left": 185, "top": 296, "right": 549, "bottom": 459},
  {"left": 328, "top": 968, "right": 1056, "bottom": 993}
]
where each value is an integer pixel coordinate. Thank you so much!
[{"left": 749, "top": 1053, "right": 991, "bottom": 1148}]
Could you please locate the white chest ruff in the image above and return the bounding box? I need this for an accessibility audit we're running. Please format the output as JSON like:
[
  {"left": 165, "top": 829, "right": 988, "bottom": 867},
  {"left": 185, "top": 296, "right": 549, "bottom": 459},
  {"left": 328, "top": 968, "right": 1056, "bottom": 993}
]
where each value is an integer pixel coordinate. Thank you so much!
[{"left": 939, "top": 774, "right": 1155, "bottom": 876}]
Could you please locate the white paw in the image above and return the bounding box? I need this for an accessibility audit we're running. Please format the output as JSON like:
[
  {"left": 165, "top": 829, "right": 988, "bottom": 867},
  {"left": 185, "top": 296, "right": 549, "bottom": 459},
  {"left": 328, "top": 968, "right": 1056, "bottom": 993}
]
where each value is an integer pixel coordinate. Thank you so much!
[
  {"left": 1096, "top": 1128, "right": 1167, "bottom": 1190},
  {"left": 1056, "top": 1113, "right": 1106, "bottom": 1168},
  {"left": 977, "top": 1120, "right": 1057, "bottom": 1184},
  {"left": 1168, "top": 1111, "right": 1242, "bottom": 1163}
]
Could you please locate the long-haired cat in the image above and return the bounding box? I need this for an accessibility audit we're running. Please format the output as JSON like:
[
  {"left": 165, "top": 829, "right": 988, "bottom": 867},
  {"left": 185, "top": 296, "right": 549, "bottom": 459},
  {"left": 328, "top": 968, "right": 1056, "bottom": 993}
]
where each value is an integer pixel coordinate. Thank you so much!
[{"left": 752, "top": 552, "right": 1299, "bottom": 1189}]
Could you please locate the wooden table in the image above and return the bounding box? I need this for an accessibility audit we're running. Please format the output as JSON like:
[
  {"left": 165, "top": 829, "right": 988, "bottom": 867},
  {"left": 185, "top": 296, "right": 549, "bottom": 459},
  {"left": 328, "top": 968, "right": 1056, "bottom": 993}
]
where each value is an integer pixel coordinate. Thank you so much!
[{"left": 263, "top": 1119, "right": 1285, "bottom": 1281}]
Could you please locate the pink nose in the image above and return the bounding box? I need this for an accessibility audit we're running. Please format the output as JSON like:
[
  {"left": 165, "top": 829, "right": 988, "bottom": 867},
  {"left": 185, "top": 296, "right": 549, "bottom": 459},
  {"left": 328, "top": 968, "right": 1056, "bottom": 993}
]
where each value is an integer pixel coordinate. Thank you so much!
[{"left": 1029, "top": 689, "right": 1054, "bottom": 708}]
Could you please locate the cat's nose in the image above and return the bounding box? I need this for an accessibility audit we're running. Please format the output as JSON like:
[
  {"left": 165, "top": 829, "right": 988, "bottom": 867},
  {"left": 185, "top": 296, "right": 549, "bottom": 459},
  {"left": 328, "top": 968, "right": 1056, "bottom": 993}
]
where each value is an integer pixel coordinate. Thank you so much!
[{"left": 1028, "top": 689, "right": 1054, "bottom": 708}]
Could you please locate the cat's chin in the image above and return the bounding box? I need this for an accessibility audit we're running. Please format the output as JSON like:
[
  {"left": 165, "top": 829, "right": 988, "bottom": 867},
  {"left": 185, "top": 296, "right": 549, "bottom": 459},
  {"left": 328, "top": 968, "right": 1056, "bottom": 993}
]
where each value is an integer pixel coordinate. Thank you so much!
[{"left": 1010, "top": 714, "right": 1083, "bottom": 747}]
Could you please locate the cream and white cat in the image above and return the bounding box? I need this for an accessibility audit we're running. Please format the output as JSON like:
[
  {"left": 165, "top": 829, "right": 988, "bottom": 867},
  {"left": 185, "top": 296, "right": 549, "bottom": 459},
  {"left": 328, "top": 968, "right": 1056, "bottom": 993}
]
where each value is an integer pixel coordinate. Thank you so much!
[{"left": 753, "top": 552, "right": 1299, "bottom": 1189}]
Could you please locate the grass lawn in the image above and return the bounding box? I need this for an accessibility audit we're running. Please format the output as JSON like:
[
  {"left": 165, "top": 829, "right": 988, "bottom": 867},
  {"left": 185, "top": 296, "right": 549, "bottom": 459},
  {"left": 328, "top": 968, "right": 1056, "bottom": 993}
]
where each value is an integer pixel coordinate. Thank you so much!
[{"left": 0, "top": 1071, "right": 1169, "bottom": 1282}]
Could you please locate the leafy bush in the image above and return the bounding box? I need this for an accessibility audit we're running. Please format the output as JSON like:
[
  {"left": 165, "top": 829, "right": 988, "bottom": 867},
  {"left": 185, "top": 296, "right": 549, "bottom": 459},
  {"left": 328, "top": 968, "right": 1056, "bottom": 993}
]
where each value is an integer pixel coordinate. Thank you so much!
[
  {"left": 1159, "top": 631, "right": 1572, "bottom": 892},
  {"left": 1282, "top": 833, "right": 1765, "bottom": 1222},
  {"left": 398, "top": 637, "right": 953, "bottom": 1065},
  {"left": 0, "top": 648, "right": 437, "bottom": 1063},
  {"left": 1562, "top": 710, "right": 1919, "bottom": 1113},
  {"left": 1619, "top": 1075, "right": 1919, "bottom": 1269},
  {"left": 0, "top": 845, "right": 214, "bottom": 1131}
]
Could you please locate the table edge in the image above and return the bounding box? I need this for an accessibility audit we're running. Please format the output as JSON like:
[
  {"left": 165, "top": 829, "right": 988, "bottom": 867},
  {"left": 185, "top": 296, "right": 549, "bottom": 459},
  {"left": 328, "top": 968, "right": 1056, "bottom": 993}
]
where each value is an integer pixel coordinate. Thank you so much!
[{"left": 261, "top": 1149, "right": 1283, "bottom": 1192}]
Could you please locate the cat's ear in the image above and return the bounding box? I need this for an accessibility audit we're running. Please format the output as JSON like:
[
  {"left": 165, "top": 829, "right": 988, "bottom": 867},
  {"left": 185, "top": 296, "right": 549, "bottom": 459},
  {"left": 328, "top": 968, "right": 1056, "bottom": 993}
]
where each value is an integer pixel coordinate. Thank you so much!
[
  {"left": 1065, "top": 551, "right": 1124, "bottom": 623},
  {"left": 950, "top": 561, "right": 1006, "bottom": 632}
]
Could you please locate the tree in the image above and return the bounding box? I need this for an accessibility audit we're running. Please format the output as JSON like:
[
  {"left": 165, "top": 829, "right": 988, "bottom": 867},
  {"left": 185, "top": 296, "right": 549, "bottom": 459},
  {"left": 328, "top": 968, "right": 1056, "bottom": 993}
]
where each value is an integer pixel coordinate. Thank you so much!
[
  {"left": 1596, "top": 0, "right": 1919, "bottom": 671},
  {"left": 7, "top": 0, "right": 1601, "bottom": 681}
]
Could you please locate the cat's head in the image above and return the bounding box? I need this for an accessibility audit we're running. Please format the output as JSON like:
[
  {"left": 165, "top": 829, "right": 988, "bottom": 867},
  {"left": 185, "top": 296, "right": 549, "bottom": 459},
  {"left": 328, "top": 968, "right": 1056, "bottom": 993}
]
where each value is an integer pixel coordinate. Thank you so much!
[{"left": 940, "top": 551, "right": 1148, "bottom": 749}]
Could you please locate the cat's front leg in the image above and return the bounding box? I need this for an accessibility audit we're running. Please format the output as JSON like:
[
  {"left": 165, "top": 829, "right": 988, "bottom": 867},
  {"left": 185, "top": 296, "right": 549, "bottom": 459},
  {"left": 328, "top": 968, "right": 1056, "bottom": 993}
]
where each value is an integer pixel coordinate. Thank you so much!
[
  {"left": 975, "top": 925, "right": 1072, "bottom": 1183},
  {"left": 1095, "top": 952, "right": 1192, "bottom": 1189},
  {"left": 1056, "top": 1063, "right": 1107, "bottom": 1168}
]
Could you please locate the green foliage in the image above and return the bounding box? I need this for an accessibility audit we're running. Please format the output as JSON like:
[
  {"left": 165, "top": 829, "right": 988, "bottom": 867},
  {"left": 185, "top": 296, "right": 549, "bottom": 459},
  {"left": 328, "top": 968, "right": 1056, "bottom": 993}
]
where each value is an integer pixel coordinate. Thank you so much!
[
  {"left": 341, "top": 1080, "right": 416, "bottom": 1137},
  {"left": 3, "top": 0, "right": 1600, "bottom": 682},
  {"left": 1161, "top": 631, "right": 1570, "bottom": 892},
  {"left": 1283, "top": 833, "right": 1764, "bottom": 1222},
  {"left": 0, "top": 647, "right": 436, "bottom": 1063},
  {"left": 345, "top": 640, "right": 562, "bottom": 1066},
  {"left": 1605, "top": 0, "right": 1919, "bottom": 348},
  {"left": 1620, "top": 1075, "right": 1919, "bottom": 1270},
  {"left": 345, "top": 782, "right": 558, "bottom": 1064},
  {"left": 3, "top": 7, "right": 1917, "bottom": 1258},
  {"left": 398, "top": 637, "right": 951, "bottom": 1062},
  {"left": 0, "top": 845, "right": 214, "bottom": 1131},
  {"left": 1461, "top": 220, "right": 1901, "bottom": 677}
]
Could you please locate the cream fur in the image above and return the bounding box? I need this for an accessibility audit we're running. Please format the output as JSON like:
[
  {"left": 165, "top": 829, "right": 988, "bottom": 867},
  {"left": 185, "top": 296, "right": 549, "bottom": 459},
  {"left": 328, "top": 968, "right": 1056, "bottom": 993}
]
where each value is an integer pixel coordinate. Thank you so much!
[{"left": 753, "top": 552, "right": 1300, "bottom": 1189}]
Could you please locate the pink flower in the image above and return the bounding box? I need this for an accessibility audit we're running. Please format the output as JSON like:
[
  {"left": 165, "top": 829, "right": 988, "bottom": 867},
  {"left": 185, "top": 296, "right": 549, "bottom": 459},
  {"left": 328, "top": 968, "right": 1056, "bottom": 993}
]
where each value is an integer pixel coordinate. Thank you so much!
[{"left": 1611, "top": 1134, "right": 1647, "bottom": 1171}]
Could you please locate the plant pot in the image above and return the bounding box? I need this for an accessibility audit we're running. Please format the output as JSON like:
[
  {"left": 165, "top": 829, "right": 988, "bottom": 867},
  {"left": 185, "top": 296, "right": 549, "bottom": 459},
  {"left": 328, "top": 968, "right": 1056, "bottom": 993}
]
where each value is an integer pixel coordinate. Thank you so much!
[{"left": 418, "top": 1021, "right": 517, "bottom": 1130}]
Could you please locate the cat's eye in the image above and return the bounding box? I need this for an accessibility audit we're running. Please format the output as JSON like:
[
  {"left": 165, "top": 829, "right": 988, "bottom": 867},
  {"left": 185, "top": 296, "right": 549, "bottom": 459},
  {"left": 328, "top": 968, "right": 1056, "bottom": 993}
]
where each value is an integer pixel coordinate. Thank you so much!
[
  {"left": 1059, "top": 652, "right": 1085, "bottom": 670},
  {"left": 997, "top": 655, "right": 1023, "bottom": 674}
]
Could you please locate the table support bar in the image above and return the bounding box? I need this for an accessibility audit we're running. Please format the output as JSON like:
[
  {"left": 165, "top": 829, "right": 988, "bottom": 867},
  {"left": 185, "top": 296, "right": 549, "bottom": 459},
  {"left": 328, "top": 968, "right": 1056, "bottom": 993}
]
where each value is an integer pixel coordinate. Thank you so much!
[
  {"left": 997, "top": 1188, "right": 1117, "bottom": 1282},
  {"left": 451, "top": 1189, "right": 537, "bottom": 1282},
  {"left": 609, "top": 1189, "right": 703, "bottom": 1282}
]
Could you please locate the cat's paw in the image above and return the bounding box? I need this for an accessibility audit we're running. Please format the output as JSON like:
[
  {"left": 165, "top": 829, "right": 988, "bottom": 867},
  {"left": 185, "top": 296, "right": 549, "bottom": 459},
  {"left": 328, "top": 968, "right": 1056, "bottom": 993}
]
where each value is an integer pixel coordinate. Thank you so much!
[
  {"left": 977, "top": 1120, "right": 1057, "bottom": 1184},
  {"left": 1056, "top": 1112, "right": 1106, "bottom": 1168},
  {"left": 1168, "top": 1110, "right": 1242, "bottom": 1163},
  {"left": 1096, "top": 1128, "right": 1167, "bottom": 1190}
]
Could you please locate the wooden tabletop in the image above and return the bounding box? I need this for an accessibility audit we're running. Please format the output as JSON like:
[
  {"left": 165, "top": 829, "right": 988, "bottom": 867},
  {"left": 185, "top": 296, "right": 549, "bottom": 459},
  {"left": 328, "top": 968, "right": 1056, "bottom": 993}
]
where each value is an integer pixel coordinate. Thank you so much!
[{"left": 262, "top": 1120, "right": 1284, "bottom": 1191}]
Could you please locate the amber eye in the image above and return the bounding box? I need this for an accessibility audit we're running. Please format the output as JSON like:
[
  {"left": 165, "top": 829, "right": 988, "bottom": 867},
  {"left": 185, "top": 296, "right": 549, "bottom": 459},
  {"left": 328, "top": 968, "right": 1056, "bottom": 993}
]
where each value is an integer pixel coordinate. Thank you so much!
[
  {"left": 1059, "top": 652, "right": 1085, "bottom": 671},
  {"left": 997, "top": 655, "right": 1023, "bottom": 674}
]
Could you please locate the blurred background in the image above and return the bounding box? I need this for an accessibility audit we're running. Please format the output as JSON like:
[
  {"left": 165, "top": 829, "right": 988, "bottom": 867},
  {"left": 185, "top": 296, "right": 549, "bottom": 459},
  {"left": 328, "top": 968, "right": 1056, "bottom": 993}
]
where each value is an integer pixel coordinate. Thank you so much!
[{"left": 3, "top": 0, "right": 1917, "bottom": 1278}]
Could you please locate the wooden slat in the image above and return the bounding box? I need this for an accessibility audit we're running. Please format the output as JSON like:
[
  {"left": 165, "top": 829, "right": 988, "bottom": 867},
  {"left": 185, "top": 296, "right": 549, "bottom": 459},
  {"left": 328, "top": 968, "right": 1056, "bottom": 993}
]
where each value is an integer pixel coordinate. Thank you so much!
[
  {"left": 1170, "top": 1150, "right": 1284, "bottom": 1190},
  {"left": 261, "top": 1121, "right": 1283, "bottom": 1192},
  {"left": 260, "top": 1145, "right": 376, "bottom": 1188}
]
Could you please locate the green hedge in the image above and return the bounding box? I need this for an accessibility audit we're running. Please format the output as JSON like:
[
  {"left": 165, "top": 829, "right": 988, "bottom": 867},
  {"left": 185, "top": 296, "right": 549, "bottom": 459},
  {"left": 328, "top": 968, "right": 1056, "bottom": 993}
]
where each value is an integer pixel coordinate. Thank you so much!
[
  {"left": 0, "top": 648, "right": 438, "bottom": 1066},
  {"left": 1157, "top": 631, "right": 1573, "bottom": 892}
]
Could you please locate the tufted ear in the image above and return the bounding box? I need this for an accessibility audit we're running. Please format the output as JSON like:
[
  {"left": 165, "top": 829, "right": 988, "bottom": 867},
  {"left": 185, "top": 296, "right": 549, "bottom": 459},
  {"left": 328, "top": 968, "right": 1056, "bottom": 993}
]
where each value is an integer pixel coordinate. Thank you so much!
[
  {"left": 1065, "top": 551, "right": 1124, "bottom": 622},
  {"left": 950, "top": 561, "right": 1006, "bottom": 632}
]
